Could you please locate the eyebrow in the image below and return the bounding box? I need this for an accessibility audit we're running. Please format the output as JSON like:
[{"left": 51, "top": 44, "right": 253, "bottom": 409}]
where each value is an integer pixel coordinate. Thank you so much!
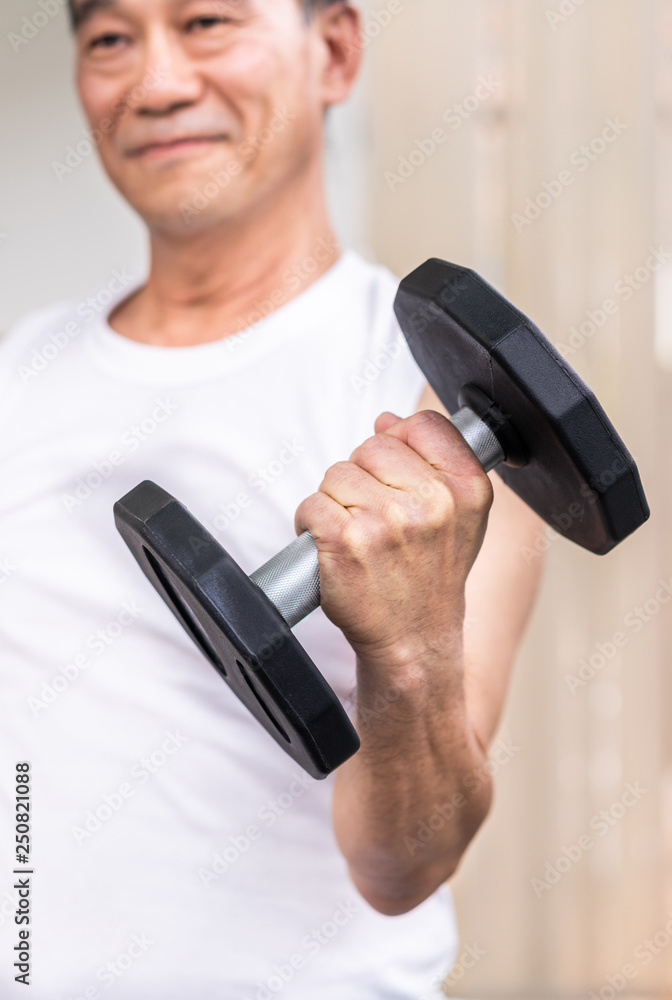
[
  {"left": 71, "top": 0, "right": 253, "bottom": 30},
  {"left": 70, "top": 0, "right": 119, "bottom": 30}
]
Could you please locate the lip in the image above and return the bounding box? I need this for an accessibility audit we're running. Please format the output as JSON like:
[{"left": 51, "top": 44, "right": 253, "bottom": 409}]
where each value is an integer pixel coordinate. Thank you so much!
[{"left": 127, "top": 135, "right": 228, "bottom": 159}]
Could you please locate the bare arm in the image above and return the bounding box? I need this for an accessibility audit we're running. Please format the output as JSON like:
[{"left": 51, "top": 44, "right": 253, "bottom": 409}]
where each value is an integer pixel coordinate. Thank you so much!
[{"left": 298, "top": 383, "right": 544, "bottom": 915}]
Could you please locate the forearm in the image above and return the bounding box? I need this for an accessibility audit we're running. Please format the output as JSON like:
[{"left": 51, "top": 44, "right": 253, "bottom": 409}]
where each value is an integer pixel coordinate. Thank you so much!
[{"left": 332, "top": 640, "right": 492, "bottom": 916}]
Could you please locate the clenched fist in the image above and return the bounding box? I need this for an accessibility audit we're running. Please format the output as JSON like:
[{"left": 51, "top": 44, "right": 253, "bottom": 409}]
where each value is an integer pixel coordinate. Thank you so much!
[{"left": 294, "top": 409, "right": 493, "bottom": 675}]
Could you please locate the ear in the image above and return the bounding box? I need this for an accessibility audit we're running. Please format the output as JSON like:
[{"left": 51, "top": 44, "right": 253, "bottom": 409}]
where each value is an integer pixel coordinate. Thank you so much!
[{"left": 314, "top": 3, "right": 362, "bottom": 107}]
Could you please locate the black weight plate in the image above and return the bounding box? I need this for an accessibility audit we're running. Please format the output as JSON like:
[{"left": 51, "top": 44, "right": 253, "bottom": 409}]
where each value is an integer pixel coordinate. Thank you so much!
[
  {"left": 394, "top": 260, "right": 650, "bottom": 554},
  {"left": 114, "top": 481, "right": 360, "bottom": 779}
]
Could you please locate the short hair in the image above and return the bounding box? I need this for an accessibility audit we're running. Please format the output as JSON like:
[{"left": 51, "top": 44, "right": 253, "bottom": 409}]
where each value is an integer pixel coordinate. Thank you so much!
[
  {"left": 304, "top": 0, "right": 342, "bottom": 11},
  {"left": 67, "top": 0, "right": 342, "bottom": 29}
]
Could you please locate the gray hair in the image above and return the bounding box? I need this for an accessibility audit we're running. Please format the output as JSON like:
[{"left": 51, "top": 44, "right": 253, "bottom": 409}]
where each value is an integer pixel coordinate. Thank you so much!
[{"left": 68, "top": 0, "right": 343, "bottom": 29}]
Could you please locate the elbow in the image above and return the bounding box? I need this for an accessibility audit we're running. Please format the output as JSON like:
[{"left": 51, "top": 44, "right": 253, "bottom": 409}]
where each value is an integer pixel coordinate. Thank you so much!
[
  {"left": 348, "top": 851, "right": 465, "bottom": 917},
  {"left": 352, "top": 881, "right": 435, "bottom": 917},
  {"left": 345, "top": 774, "right": 495, "bottom": 917}
]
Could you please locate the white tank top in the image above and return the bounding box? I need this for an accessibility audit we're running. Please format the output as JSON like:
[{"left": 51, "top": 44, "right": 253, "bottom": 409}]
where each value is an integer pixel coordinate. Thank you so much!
[{"left": 0, "top": 250, "right": 458, "bottom": 999}]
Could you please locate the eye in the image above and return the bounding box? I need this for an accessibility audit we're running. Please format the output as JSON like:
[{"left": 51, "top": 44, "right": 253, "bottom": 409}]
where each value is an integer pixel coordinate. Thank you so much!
[
  {"left": 88, "top": 32, "right": 129, "bottom": 51},
  {"left": 186, "top": 16, "right": 233, "bottom": 31}
]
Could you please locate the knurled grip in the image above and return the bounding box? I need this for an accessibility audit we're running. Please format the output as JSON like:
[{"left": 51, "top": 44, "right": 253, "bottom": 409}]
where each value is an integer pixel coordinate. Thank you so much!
[
  {"left": 249, "top": 407, "right": 504, "bottom": 627},
  {"left": 249, "top": 529, "right": 321, "bottom": 628},
  {"left": 450, "top": 407, "right": 505, "bottom": 471}
]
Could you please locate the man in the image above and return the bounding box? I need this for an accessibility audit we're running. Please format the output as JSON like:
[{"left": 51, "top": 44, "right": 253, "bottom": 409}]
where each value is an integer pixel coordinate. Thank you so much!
[{"left": 0, "top": 0, "right": 543, "bottom": 996}]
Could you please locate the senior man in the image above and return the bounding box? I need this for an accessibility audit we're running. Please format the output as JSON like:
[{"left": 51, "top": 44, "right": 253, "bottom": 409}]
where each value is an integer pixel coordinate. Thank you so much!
[{"left": 0, "top": 0, "right": 543, "bottom": 996}]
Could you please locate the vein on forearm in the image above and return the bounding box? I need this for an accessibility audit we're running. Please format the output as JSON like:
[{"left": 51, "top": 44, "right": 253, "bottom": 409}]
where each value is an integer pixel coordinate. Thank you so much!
[{"left": 332, "top": 653, "right": 492, "bottom": 897}]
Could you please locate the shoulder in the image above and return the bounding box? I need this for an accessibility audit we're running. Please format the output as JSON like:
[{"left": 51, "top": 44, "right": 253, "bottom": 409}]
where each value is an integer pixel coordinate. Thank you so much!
[
  {"left": 334, "top": 250, "right": 406, "bottom": 359},
  {"left": 0, "top": 299, "right": 79, "bottom": 352},
  {"left": 337, "top": 250, "right": 400, "bottom": 321},
  {"left": 0, "top": 298, "right": 83, "bottom": 397},
  {"left": 337, "top": 251, "right": 428, "bottom": 413}
]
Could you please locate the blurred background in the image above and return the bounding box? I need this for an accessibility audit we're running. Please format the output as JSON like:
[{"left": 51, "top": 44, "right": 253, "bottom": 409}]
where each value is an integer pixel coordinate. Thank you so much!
[{"left": 1, "top": 0, "right": 670, "bottom": 995}]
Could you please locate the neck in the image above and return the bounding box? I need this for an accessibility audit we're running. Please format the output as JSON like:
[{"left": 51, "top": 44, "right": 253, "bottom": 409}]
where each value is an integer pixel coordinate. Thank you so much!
[{"left": 110, "top": 161, "right": 341, "bottom": 347}]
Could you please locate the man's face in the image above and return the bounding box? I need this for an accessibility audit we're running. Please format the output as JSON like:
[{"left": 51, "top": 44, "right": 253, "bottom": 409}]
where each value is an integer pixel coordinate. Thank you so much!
[{"left": 73, "top": 0, "right": 348, "bottom": 234}]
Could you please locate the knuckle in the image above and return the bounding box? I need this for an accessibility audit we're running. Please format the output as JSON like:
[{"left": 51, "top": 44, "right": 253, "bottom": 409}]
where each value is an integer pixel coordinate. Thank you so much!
[
  {"left": 382, "top": 495, "right": 410, "bottom": 534},
  {"left": 412, "top": 408, "right": 450, "bottom": 434},
  {"left": 463, "top": 471, "right": 494, "bottom": 515},
  {"left": 416, "top": 478, "right": 456, "bottom": 527},
  {"left": 332, "top": 459, "right": 356, "bottom": 478},
  {"left": 296, "top": 490, "right": 324, "bottom": 524},
  {"left": 320, "top": 460, "right": 354, "bottom": 489},
  {"left": 349, "top": 435, "right": 379, "bottom": 465},
  {"left": 339, "top": 517, "right": 371, "bottom": 557}
]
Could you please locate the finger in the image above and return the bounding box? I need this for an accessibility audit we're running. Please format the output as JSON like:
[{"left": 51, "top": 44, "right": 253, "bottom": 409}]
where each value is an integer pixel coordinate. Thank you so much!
[
  {"left": 295, "top": 455, "right": 412, "bottom": 541},
  {"left": 294, "top": 463, "right": 382, "bottom": 538},
  {"left": 373, "top": 411, "right": 403, "bottom": 435},
  {"left": 377, "top": 409, "right": 487, "bottom": 480},
  {"left": 294, "top": 488, "right": 349, "bottom": 541},
  {"left": 319, "top": 461, "right": 392, "bottom": 515},
  {"left": 348, "top": 430, "right": 441, "bottom": 494}
]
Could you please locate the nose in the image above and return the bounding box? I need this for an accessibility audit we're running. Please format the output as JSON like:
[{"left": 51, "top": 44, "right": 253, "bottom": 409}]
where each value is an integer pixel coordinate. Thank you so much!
[{"left": 128, "top": 26, "right": 204, "bottom": 116}]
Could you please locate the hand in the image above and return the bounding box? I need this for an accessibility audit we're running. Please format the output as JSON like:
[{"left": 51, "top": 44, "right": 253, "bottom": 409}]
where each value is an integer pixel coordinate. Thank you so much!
[{"left": 294, "top": 409, "right": 493, "bottom": 674}]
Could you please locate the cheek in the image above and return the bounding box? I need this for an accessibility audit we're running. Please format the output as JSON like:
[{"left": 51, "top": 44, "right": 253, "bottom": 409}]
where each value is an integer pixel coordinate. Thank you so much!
[
  {"left": 76, "top": 76, "right": 130, "bottom": 186},
  {"left": 210, "top": 39, "right": 309, "bottom": 116},
  {"left": 77, "top": 69, "right": 126, "bottom": 128}
]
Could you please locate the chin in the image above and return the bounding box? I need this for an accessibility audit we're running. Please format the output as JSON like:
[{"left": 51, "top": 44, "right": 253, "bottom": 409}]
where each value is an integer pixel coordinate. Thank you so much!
[
  {"left": 110, "top": 160, "right": 256, "bottom": 234},
  {"left": 130, "top": 192, "right": 247, "bottom": 239}
]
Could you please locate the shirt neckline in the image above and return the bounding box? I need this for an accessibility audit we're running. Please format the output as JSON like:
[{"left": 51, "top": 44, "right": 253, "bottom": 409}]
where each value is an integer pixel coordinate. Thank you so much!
[{"left": 84, "top": 248, "right": 360, "bottom": 384}]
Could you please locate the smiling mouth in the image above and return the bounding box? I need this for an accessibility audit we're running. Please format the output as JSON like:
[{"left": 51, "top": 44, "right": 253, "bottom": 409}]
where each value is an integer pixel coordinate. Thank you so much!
[{"left": 128, "top": 135, "right": 228, "bottom": 158}]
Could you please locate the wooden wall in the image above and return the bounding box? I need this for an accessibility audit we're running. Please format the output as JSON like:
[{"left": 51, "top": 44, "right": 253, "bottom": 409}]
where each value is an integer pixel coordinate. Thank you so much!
[{"left": 361, "top": 0, "right": 672, "bottom": 992}]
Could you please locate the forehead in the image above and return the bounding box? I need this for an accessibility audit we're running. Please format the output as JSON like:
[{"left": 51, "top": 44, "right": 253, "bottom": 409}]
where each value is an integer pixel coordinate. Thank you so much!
[{"left": 70, "top": 0, "right": 266, "bottom": 28}]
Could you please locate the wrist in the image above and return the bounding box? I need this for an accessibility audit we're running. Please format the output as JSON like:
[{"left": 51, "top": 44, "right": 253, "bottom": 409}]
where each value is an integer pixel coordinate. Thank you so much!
[
  {"left": 351, "top": 652, "right": 470, "bottom": 764},
  {"left": 353, "top": 601, "right": 466, "bottom": 668},
  {"left": 353, "top": 625, "right": 466, "bottom": 699}
]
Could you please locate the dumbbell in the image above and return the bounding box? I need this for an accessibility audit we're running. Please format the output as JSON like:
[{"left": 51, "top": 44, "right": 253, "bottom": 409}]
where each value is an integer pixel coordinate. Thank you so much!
[{"left": 114, "top": 260, "right": 650, "bottom": 780}]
